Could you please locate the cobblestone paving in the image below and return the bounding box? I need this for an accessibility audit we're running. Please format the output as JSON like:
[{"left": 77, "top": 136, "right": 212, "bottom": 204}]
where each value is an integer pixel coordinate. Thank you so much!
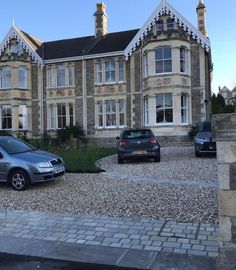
[{"left": 0, "top": 209, "right": 219, "bottom": 258}]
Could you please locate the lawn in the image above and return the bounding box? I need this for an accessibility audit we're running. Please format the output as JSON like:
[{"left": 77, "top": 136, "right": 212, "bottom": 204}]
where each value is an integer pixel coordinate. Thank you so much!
[{"left": 57, "top": 147, "right": 117, "bottom": 173}]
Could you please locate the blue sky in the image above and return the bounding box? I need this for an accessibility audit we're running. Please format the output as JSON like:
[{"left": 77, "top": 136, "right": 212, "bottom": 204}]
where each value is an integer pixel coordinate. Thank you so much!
[{"left": 0, "top": 0, "right": 235, "bottom": 93}]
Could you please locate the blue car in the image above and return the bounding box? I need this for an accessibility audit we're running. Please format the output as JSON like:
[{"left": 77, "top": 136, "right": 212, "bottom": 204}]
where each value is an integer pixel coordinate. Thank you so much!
[
  {"left": 194, "top": 121, "right": 216, "bottom": 157},
  {"left": 0, "top": 136, "right": 65, "bottom": 190}
]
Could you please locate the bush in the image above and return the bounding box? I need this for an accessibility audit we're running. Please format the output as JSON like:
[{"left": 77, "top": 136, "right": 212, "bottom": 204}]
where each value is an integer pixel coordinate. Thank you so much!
[
  {"left": 57, "top": 124, "right": 85, "bottom": 147},
  {"left": 189, "top": 125, "right": 198, "bottom": 139}
]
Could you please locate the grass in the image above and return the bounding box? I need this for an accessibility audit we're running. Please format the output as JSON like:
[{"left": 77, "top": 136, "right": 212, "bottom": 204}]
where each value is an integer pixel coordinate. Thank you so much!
[{"left": 56, "top": 147, "right": 117, "bottom": 173}]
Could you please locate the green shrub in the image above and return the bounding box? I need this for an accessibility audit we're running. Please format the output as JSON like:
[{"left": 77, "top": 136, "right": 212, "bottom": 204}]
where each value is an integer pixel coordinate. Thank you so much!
[{"left": 57, "top": 124, "right": 84, "bottom": 143}]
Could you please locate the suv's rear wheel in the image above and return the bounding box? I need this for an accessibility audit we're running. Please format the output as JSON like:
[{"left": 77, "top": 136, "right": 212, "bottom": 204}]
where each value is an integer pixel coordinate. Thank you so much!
[
  {"left": 154, "top": 155, "right": 161, "bottom": 162},
  {"left": 118, "top": 157, "right": 123, "bottom": 164},
  {"left": 8, "top": 169, "right": 30, "bottom": 191}
]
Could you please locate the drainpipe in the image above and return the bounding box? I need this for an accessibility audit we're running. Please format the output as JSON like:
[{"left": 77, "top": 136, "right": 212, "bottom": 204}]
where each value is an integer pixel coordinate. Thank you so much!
[{"left": 40, "top": 43, "right": 45, "bottom": 138}]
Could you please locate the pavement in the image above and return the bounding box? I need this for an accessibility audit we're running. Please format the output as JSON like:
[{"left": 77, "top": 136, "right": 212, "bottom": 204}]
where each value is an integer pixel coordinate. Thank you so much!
[{"left": 0, "top": 207, "right": 218, "bottom": 269}]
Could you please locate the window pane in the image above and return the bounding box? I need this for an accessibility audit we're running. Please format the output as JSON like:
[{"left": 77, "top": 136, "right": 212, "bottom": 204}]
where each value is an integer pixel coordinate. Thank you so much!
[
  {"left": 156, "top": 94, "right": 163, "bottom": 108},
  {"left": 156, "top": 110, "right": 164, "bottom": 123},
  {"left": 2, "top": 106, "right": 12, "bottom": 129},
  {"left": 155, "top": 48, "right": 162, "bottom": 60},
  {"left": 165, "top": 94, "right": 172, "bottom": 107},
  {"left": 57, "top": 104, "right": 66, "bottom": 128},
  {"left": 164, "top": 47, "right": 171, "bottom": 58},
  {"left": 18, "top": 67, "right": 27, "bottom": 89},
  {"left": 165, "top": 109, "right": 173, "bottom": 122},
  {"left": 57, "top": 66, "right": 65, "bottom": 87},
  {"left": 164, "top": 60, "right": 172, "bottom": 72},
  {"left": 19, "top": 105, "right": 27, "bottom": 130}
]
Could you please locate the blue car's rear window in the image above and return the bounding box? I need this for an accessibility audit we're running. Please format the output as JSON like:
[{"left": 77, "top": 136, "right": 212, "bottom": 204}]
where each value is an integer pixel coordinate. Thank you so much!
[{"left": 122, "top": 130, "right": 154, "bottom": 140}]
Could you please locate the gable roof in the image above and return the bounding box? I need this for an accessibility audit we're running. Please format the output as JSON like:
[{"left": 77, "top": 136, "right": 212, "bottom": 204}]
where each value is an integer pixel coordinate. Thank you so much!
[
  {"left": 0, "top": 26, "right": 43, "bottom": 67},
  {"left": 124, "top": 0, "right": 211, "bottom": 59},
  {"left": 41, "top": 29, "right": 138, "bottom": 60}
]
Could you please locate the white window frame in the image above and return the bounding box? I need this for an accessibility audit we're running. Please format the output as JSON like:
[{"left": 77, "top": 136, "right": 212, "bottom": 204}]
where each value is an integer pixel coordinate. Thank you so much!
[
  {"left": 0, "top": 105, "right": 12, "bottom": 130},
  {"left": 143, "top": 53, "right": 148, "bottom": 78},
  {"left": 18, "top": 67, "right": 27, "bottom": 89},
  {"left": 68, "top": 64, "right": 74, "bottom": 86},
  {"left": 96, "top": 99, "right": 125, "bottom": 129},
  {"left": 56, "top": 65, "right": 65, "bottom": 87},
  {"left": 0, "top": 67, "right": 11, "bottom": 89},
  {"left": 118, "top": 60, "right": 124, "bottom": 82},
  {"left": 156, "top": 93, "right": 173, "bottom": 125},
  {"left": 18, "top": 105, "right": 28, "bottom": 130},
  {"left": 97, "top": 62, "right": 102, "bottom": 84},
  {"left": 180, "top": 47, "right": 187, "bottom": 73},
  {"left": 105, "top": 60, "right": 115, "bottom": 83},
  {"left": 181, "top": 94, "right": 189, "bottom": 124},
  {"left": 155, "top": 47, "right": 172, "bottom": 74},
  {"left": 144, "top": 96, "right": 149, "bottom": 126}
]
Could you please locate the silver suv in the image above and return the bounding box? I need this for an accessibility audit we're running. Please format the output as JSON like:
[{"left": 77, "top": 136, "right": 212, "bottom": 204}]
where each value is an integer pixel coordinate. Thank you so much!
[{"left": 0, "top": 136, "right": 65, "bottom": 191}]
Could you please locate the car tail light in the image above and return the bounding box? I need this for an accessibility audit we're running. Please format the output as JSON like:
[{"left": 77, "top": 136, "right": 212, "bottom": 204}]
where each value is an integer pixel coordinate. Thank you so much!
[
  {"left": 148, "top": 138, "right": 158, "bottom": 144},
  {"left": 119, "top": 141, "right": 129, "bottom": 146}
]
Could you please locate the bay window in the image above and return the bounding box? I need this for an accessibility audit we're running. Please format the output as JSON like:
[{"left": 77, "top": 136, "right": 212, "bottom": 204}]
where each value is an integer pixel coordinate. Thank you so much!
[
  {"left": 180, "top": 47, "right": 187, "bottom": 73},
  {"left": 18, "top": 67, "right": 27, "bottom": 89},
  {"left": 156, "top": 93, "right": 173, "bottom": 123},
  {"left": 0, "top": 67, "right": 11, "bottom": 89},
  {"left": 155, "top": 47, "right": 172, "bottom": 73},
  {"left": 1, "top": 105, "right": 12, "bottom": 130},
  {"left": 181, "top": 94, "right": 188, "bottom": 124},
  {"left": 18, "top": 105, "right": 28, "bottom": 130}
]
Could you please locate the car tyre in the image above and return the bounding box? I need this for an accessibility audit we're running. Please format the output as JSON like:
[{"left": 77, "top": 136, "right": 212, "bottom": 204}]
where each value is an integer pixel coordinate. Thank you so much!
[
  {"left": 154, "top": 155, "right": 161, "bottom": 162},
  {"left": 195, "top": 150, "right": 201, "bottom": 157},
  {"left": 8, "top": 169, "right": 30, "bottom": 191},
  {"left": 118, "top": 157, "right": 123, "bottom": 164}
]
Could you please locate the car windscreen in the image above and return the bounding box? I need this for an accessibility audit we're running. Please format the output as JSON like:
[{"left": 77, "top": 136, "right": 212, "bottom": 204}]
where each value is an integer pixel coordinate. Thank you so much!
[
  {"left": 0, "top": 138, "right": 36, "bottom": 154},
  {"left": 201, "top": 122, "right": 211, "bottom": 132},
  {"left": 122, "top": 130, "right": 154, "bottom": 140}
]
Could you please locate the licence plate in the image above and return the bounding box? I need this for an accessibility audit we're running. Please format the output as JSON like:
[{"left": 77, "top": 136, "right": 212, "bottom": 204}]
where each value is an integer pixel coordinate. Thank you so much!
[
  {"left": 133, "top": 150, "right": 147, "bottom": 155},
  {"left": 55, "top": 166, "right": 65, "bottom": 174}
]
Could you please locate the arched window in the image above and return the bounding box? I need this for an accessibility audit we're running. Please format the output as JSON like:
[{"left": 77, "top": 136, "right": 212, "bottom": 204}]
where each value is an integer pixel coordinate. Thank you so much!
[
  {"left": 156, "top": 19, "right": 164, "bottom": 32},
  {"left": 0, "top": 67, "right": 11, "bottom": 89},
  {"left": 167, "top": 18, "right": 175, "bottom": 31}
]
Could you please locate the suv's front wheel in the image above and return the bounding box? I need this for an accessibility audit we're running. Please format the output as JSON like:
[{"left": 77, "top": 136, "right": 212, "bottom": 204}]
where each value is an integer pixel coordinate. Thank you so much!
[{"left": 8, "top": 169, "right": 30, "bottom": 191}]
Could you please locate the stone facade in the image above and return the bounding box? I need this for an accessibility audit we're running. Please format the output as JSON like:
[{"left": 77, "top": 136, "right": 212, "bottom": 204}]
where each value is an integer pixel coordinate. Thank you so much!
[
  {"left": 212, "top": 113, "right": 236, "bottom": 270},
  {"left": 0, "top": 1, "right": 212, "bottom": 143}
]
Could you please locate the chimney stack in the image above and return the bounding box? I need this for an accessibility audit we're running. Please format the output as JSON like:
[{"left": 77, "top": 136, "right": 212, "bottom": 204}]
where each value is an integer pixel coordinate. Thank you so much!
[
  {"left": 196, "top": 0, "right": 208, "bottom": 37},
  {"left": 94, "top": 2, "right": 108, "bottom": 38}
]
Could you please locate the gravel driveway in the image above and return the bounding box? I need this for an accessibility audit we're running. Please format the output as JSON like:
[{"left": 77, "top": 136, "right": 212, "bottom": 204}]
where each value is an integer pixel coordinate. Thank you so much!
[{"left": 0, "top": 147, "right": 218, "bottom": 224}]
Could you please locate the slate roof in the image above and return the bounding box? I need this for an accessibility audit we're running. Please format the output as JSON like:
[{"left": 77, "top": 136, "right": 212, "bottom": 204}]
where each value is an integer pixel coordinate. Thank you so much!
[{"left": 34, "top": 29, "right": 139, "bottom": 60}]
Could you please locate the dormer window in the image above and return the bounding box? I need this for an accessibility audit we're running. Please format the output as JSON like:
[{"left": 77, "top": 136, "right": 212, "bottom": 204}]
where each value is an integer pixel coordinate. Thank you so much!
[
  {"left": 167, "top": 18, "right": 175, "bottom": 31},
  {"left": 156, "top": 19, "right": 164, "bottom": 32},
  {"left": 7, "top": 41, "right": 23, "bottom": 55}
]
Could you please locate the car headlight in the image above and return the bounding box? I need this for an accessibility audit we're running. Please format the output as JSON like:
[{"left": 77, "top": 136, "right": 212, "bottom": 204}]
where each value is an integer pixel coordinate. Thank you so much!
[
  {"left": 37, "top": 162, "right": 52, "bottom": 168},
  {"left": 195, "top": 138, "right": 207, "bottom": 144}
]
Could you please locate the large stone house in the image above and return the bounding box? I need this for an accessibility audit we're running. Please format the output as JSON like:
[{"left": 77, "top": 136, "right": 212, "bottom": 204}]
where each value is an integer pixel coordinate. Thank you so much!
[{"left": 0, "top": 0, "right": 212, "bottom": 144}]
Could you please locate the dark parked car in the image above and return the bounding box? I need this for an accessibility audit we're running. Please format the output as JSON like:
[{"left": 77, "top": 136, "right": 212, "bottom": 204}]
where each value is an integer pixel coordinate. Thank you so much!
[
  {"left": 194, "top": 121, "right": 216, "bottom": 157},
  {"left": 116, "top": 128, "right": 160, "bottom": 164},
  {"left": 0, "top": 136, "right": 65, "bottom": 191}
]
